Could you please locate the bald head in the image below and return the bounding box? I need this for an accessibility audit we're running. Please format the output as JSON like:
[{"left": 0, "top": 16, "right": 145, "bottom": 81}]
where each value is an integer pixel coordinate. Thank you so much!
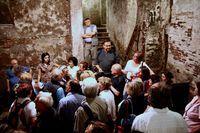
[{"left": 11, "top": 59, "right": 18, "bottom": 68}]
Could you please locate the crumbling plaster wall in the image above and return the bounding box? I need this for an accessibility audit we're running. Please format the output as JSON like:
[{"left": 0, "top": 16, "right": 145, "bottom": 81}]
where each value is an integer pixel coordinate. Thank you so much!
[
  {"left": 107, "top": 0, "right": 137, "bottom": 62},
  {"left": 0, "top": 0, "right": 71, "bottom": 71},
  {"left": 167, "top": 0, "right": 200, "bottom": 82},
  {"left": 82, "top": 0, "right": 101, "bottom": 26},
  {"left": 107, "top": 0, "right": 199, "bottom": 81},
  {"left": 107, "top": 0, "right": 170, "bottom": 73}
]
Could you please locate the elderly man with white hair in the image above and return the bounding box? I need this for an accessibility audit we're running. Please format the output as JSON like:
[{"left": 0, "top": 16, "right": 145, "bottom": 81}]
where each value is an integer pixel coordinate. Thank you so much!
[{"left": 73, "top": 77, "right": 108, "bottom": 133}]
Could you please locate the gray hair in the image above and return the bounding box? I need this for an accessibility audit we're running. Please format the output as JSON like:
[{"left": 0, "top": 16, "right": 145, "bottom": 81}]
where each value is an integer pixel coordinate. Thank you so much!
[
  {"left": 111, "top": 64, "right": 122, "bottom": 71},
  {"left": 36, "top": 91, "right": 54, "bottom": 107},
  {"left": 51, "top": 68, "right": 62, "bottom": 80},
  {"left": 82, "top": 77, "right": 98, "bottom": 98}
]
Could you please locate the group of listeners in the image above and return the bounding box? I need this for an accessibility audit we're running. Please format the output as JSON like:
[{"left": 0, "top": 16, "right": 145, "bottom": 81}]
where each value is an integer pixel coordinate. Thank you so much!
[{"left": 0, "top": 43, "right": 200, "bottom": 133}]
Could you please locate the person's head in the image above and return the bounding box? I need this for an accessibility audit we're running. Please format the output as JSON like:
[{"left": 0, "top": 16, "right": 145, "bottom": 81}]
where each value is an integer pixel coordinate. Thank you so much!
[
  {"left": 41, "top": 52, "right": 50, "bottom": 64},
  {"left": 16, "top": 82, "right": 33, "bottom": 98},
  {"left": 111, "top": 64, "right": 122, "bottom": 75},
  {"left": 103, "top": 41, "right": 112, "bottom": 52},
  {"left": 51, "top": 68, "right": 63, "bottom": 81},
  {"left": 138, "top": 66, "right": 150, "bottom": 81},
  {"left": 35, "top": 91, "right": 53, "bottom": 113},
  {"left": 11, "top": 58, "right": 18, "bottom": 68},
  {"left": 125, "top": 80, "right": 143, "bottom": 97},
  {"left": 82, "top": 77, "right": 98, "bottom": 98},
  {"left": 161, "top": 71, "right": 174, "bottom": 85},
  {"left": 148, "top": 82, "right": 170, "bottom": 109},
  {"left": 59, "top": 65, "right": 68, "bottom": 77},
  {"left": 80, "top": 70, "right": 95, "bottom": 81},
  {"left": 85, "top": 121, "right": 110, "bottom": 133},
  {"left": 98, "top": 77, "right": 112, "bottom": 91},
  {"left": 132, "top": 51, "right": 143, "bottom": 64},
  {"left": 20, "top": 72, "right": 32, "bottom": 83},
  {"left": 68, "top": 56, "right": 78, "bottom": 67},
  {"left": 79, "top": 61, "right": 89, "bottom": 71},
  {"left": 149, "top": 74, "right": 161, "bottom": 86},
  {"left": 13, "top": 65, "right": 23, "bottom": 77},
  {"left": 84, "top": 18, "right": 91, "bottom": 27},
  {"left": 189, "top": 80, "right": 199, "bottom": 97},
  {"left": 66, "top": 80, "right": 82, "bottom": 94}
]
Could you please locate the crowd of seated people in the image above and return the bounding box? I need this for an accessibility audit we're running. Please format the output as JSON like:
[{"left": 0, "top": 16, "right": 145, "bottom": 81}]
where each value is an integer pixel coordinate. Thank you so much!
[{"left": 0, "top": 49, "right": 199, "bottom": 133}]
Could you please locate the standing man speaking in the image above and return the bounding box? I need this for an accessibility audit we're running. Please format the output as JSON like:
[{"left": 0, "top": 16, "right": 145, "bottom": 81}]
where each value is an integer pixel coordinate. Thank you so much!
[{"left": 82, "top": 18, "right": 98, "bottom": 65}]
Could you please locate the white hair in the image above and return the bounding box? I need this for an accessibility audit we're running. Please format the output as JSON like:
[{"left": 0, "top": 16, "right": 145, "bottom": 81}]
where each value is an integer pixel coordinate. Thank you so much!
[
  {"left": 82, "top": 77, "right": 98, "bottom": 98},
  {"left": 36, "top": 91, "right": 54, "bottom": 107},
  {"left": 111, "top": 63, "right": 122, "bottom": 71}
]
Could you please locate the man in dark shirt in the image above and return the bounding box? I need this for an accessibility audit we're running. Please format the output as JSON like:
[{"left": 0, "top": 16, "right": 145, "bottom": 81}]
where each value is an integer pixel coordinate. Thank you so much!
[{"left": 94, "top": 41, "right": 120, "bottom": 77}]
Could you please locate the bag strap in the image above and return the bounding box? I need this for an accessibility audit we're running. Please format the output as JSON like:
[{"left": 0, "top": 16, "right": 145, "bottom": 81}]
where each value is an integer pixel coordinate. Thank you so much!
[
  {"left": 81, "top": 102, "right": 94, "bottom": 120},
  {"left": 126, "top": 98, "right": 134, "bottom": 114},
  {"left": 20, "top": 99, "right": 31, "bottom": 108}
]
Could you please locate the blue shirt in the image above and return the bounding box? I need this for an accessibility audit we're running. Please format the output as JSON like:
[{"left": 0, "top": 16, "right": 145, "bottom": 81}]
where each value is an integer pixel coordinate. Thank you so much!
[{"left": 58, "top": 92, "right": 85, "bottom": 133}]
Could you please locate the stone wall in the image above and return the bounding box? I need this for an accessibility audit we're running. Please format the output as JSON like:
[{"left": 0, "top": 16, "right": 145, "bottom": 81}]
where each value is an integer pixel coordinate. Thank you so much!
[
  {"left": 107, "top": 0, "right": 169, "bottom": 73},
  {"left": 82, "top": 0, "right": 101, "bottom": 26},
  {"left": 0, "top": 0, "right": 71, "bottom": 72},
  {"left": 167, "top": 0, "right": 200, "bottom": 82},
  {"left": 107, "top": 0, "right": 199, "bottom": 81},
  {"left": 107, "top": 0, "right": 137, "bottom": 63}
]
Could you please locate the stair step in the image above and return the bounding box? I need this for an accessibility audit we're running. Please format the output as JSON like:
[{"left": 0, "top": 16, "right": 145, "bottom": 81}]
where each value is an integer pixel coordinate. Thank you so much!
[
  {"left": 97, "top": 27, "right": 107, "bottom": 32},
  {"left": 97, "top": 32, "right": 109, "bottom": 37},
  {"left": 98, "top": 36, "right": 110, "bottom": 39}
]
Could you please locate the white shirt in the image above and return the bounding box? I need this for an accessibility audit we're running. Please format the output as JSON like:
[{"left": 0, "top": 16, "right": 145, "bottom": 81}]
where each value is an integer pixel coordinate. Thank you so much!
[
  {"left": 99, "top": 89, "right": 116, "bottom": 121},
  {"left": 67, "top": 66, "right": 79, "bottom": 80},
  {"left": 124, "top": 60, "right": 142, "bottom": 79},
  {"left": 131, "top": 107, "right": 188, "bottom": 133},
  {"left": 124, "top": 60, "right": 154, "bottom": 79},
  {"left": 83, "top": 25, "right": 97, "bottom": 43}
]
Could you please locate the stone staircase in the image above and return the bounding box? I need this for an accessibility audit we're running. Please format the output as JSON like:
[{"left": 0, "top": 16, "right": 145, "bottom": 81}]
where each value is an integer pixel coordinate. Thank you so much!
[{"left": 97, "top": 25, "right": 110, "bottom": 48}]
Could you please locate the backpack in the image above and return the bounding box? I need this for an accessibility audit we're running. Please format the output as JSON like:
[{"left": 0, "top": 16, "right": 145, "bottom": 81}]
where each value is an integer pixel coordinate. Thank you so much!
[
  {"left": 81, "top": 102, "right": 99, "bottom": 129},
  {"left": 118, "top": 99, "right": 136, "bottom": 133},
  {"left": 81, "top": 102, "right": 115, "bottom": 132},
  {"left": 7, "top": 99, "right": 31, "bottom": 129}
]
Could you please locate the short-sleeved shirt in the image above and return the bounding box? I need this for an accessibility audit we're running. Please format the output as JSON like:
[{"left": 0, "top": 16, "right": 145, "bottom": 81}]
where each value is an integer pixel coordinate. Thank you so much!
[
  {"left": 95, "top": 49, "right": 120, "bottom": 74},
  {"left": 83, "top": 24, "right": 97, "bottom": 43},
  {"left": 37, "top": 62, "right": 55, "bottom": 83}
]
